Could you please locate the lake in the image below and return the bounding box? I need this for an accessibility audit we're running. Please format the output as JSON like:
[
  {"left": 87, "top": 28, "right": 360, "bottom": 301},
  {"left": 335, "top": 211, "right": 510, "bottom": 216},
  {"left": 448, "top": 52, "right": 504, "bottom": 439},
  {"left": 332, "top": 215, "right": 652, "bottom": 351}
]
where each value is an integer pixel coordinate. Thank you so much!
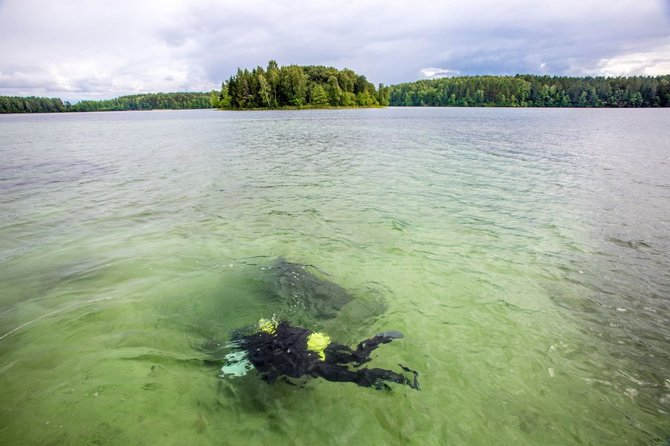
[{"left": 0, "top": 107, "right": 669, "bottom": 445}]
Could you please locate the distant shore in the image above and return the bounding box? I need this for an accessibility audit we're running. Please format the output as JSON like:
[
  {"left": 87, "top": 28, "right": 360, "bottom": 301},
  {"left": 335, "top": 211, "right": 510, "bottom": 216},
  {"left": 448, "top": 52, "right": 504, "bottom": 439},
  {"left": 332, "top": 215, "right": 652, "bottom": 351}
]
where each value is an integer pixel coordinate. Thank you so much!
[
  {"left": 2, "top": 73, "right": 669, "bottom": 114},
  {"left": 0, "top": 92, "right": 211, "bottom": 114}
]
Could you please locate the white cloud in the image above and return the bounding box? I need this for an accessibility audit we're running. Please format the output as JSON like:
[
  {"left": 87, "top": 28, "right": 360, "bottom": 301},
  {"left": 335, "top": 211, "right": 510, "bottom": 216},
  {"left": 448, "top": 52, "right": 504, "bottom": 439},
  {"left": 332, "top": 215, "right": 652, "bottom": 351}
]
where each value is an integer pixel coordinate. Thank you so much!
[
  {"left": 563, "top": 40, "right": 670, "bottom": 77},
  {"left": 595, "top": 44, "right": 670, "bottom": 76},
  {"left": 420, "top": 68, "right": 461, "bottom": 78}
]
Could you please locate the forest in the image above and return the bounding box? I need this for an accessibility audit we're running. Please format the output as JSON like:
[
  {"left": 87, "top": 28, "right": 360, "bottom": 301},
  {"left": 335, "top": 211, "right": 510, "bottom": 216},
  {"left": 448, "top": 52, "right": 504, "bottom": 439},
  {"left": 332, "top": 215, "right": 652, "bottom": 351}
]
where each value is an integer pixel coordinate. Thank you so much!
[
  {"left": 213, "top": 60, "right": 389, "bottom": 109},
  {"left": 0, "top": 92, "right": 212, "bottom": 113},
  {"left": 2, "top": 72, "right": 670, "bottom": 113},
  {"left": 0, "top": 96, "right": 69, "bottom": 113},
  {"left": 388, "top": 75, "right": 670, "bottom": 107},
  {"left": 70, "top": 92, "right": 211, "bottom": 111}
]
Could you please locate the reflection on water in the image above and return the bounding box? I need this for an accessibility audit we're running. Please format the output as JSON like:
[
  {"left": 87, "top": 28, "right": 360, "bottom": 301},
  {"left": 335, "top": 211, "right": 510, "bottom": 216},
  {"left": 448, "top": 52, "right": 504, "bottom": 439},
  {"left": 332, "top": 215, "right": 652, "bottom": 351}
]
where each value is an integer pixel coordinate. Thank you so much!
[{"left": 0, "top": 108, "right": 668, "bottom": 445}]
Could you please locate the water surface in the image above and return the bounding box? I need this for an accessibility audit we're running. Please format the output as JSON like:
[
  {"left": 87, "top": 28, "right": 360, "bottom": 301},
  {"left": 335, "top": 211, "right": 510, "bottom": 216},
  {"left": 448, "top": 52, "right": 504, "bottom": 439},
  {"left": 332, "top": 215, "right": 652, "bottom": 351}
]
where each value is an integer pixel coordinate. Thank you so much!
[{"left": 1, "top": 108, "right": 669, "bottom": 445}]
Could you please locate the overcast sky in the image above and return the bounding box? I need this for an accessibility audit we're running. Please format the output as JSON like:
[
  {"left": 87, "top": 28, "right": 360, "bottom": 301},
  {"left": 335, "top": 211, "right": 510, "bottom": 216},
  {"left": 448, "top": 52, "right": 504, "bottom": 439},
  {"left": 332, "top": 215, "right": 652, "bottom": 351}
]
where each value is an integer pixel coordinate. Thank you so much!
[{"left": 1, "top": 0, "right": 669, "bottom": 100}]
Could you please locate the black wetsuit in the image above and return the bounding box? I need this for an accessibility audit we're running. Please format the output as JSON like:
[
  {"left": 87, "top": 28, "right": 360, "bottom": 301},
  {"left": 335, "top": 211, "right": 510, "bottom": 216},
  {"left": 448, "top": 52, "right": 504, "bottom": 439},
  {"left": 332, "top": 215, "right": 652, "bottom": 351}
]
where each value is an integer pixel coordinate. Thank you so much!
[{"left": 235, "top": 321, "right": 419, "bottom": 390}]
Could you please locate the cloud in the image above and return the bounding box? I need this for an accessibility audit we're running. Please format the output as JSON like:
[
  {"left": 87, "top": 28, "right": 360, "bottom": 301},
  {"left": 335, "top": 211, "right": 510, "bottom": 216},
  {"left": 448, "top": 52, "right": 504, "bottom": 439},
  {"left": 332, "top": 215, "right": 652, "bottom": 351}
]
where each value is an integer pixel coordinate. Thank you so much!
[
  {"left": 420, "top": 68, "right": 461, "bottom": 79},
  {"left": 592, "top": 43, "right": 670, "bottom": 76},
  {"left": 0, "top": 0, "right": 668, "bottom": 100}
]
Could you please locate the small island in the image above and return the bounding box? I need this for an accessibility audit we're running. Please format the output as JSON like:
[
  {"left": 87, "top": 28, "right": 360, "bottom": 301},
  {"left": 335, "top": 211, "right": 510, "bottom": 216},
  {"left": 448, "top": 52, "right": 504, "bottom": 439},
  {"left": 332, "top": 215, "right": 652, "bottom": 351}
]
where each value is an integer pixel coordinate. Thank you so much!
[{"left": 212, "top": 60, "right": 389, "bottom": 109}]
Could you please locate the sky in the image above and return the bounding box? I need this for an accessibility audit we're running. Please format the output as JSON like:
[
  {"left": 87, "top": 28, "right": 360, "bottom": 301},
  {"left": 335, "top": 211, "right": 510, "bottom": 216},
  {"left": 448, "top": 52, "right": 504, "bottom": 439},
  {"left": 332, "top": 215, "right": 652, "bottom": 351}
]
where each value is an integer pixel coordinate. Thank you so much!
[{"left": 0, "top": 0, "right": 669, "bottom": 101}]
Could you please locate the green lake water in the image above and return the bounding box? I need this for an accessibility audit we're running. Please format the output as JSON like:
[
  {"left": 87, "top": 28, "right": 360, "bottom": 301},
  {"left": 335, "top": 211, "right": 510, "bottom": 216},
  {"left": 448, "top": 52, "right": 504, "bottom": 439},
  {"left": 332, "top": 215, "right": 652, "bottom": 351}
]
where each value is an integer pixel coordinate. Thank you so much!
[{"left": 0, "top": 108, "right": 668, "bottom": 445}]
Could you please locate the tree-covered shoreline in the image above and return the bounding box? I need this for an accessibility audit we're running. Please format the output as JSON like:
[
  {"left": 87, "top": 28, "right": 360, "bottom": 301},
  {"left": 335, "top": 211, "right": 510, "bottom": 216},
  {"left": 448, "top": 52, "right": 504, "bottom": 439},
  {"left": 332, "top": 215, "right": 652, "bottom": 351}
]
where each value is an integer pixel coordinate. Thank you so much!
[
  {"left": 389, "top": 75, "right": 670, "bottom": 107},
  {"left": 2, "top": 71, "right": 669, "bottom": 114},
  {"left": 71, "top": 92, "right": 211, "bottom": 112},
  {"left": 0, "top": 92, "right": 212, "bottom": 114},
  {"left": 212, "top": 60, "right": 389, "bottom": 109},
  {"left": 0, "top": 96, "right": 69, "bottom": 113}
]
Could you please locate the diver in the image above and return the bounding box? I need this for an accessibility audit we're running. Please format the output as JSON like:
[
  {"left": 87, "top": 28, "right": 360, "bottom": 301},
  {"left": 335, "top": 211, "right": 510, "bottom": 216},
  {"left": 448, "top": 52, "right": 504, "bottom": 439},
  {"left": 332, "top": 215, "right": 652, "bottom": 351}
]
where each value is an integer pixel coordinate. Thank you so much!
[{"left": 221, "top": 318, "right": 420, "bottom": 390}]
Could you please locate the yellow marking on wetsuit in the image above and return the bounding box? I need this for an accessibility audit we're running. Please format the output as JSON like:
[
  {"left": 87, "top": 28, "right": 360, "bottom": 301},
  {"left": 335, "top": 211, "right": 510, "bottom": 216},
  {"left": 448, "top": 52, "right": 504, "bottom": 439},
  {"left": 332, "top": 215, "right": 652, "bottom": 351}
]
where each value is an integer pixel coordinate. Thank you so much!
[
  {"left": 307, "top": 332, "right": 331, "bottom": 360},
  {"left": 258, "top": 317, "right": 277, "bottom": 335}
]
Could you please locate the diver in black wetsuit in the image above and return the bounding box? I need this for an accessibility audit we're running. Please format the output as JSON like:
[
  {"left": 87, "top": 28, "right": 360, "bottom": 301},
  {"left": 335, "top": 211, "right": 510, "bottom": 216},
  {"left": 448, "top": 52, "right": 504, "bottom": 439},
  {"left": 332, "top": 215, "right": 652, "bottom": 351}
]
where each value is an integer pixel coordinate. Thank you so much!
[{"left": 229, "top": 319, "right": 420, "bottom": 390}]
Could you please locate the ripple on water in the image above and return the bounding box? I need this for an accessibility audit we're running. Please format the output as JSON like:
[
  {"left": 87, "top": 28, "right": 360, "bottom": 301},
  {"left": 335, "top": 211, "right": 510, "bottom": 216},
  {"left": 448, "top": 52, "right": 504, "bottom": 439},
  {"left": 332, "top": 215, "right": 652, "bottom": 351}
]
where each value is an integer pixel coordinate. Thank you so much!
[{"left": 0, "top": 108, "right": 669, "bottom": 445}]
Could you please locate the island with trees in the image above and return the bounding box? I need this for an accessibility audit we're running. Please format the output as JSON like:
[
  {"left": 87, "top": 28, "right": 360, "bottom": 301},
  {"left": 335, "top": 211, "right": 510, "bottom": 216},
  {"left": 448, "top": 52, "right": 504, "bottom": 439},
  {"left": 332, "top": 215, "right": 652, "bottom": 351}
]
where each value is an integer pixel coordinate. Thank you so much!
[{"left": 212, "top": 60, "right": 389, "bottom": 109}]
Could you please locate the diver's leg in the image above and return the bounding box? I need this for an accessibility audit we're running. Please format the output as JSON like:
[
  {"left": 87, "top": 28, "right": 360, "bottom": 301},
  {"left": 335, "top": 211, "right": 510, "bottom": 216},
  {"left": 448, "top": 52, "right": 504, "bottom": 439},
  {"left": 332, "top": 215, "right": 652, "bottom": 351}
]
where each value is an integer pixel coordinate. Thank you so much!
[
  {"left": 311, "top": 363, "right": 361, "bottom": 383},
  {"left": 312, "top": 363, "right": 419, "bottom": 390},
  {"left": 353, "top": 367, "right": 419, "bottom": 390}
]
